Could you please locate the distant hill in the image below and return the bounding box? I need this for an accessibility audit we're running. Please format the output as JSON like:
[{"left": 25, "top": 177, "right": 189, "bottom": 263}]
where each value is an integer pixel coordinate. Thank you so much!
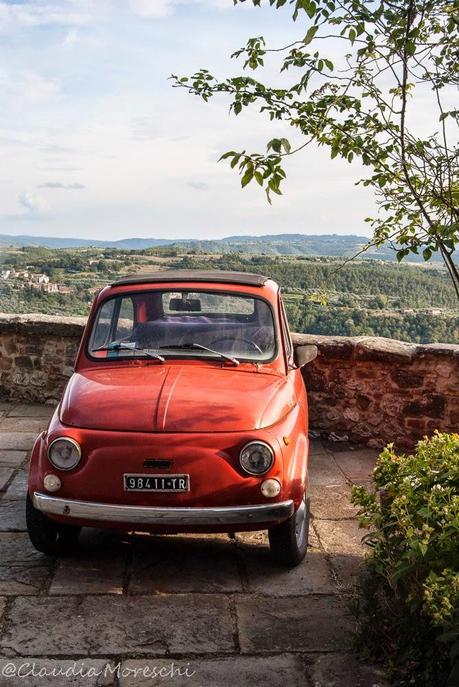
[
  {"left": 0, "top": 232, "right": 444, "bottom": 262},
  {"left": 0, "top": 234, "right": 175, "bottom": 250}
]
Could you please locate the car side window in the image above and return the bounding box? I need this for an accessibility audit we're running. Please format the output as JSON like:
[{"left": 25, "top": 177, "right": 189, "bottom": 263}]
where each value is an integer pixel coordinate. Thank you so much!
[
  {"left": 279, "top": 296, "right": 294, "bottom": 365},
  {"left": 114, "top": 297, "right": 135, "bottom": 341},
  {"left": 90, "top": 298, "right": 115, "bottom": 349}
]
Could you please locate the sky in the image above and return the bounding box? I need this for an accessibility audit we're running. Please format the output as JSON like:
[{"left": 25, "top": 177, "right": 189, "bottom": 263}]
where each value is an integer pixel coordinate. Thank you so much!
[{"left": 0, "top": 0, "right": 385, "bottom": 240}]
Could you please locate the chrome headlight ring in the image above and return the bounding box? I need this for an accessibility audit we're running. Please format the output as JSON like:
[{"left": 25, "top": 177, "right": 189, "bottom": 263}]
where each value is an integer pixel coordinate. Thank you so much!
[
  {"left": 239, "top": 440, "right": 274, "bottom": 476},
  {"left": 47, "top": 437, "right": 82, "bottom": 472}
]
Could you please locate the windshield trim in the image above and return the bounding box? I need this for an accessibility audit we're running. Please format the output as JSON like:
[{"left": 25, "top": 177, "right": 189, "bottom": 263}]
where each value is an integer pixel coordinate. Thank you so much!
[{"left": 85, "top": 287, "right": 279, "bottom": 365}]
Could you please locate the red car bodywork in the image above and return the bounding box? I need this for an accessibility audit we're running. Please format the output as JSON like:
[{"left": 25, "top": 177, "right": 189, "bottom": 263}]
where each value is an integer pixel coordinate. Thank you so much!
[{"left": 28, "top": 275, "right": 310, "bottom": 534}]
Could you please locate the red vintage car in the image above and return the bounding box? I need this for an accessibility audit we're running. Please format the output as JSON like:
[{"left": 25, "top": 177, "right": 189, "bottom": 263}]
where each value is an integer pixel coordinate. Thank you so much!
[{"left": 26, "top": 270, "right": 317, "bottom": 567}]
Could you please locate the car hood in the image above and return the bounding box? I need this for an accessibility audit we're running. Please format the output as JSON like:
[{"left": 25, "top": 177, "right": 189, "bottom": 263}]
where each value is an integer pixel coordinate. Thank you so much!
[{"left": 60, "top": 364, "right": 294, "bottom": 433}]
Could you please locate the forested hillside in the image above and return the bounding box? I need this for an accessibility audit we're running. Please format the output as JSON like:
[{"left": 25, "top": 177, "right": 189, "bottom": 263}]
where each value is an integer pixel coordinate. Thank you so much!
[
  {"left": 1, "top": 246, "right": 457, "bottom": 344},
  {"left": 174, "top": 254, "right": 458, "bottom": 343}
]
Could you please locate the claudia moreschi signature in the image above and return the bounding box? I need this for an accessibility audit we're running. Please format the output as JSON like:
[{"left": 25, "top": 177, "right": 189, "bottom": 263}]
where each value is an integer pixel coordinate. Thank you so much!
[{"left": 0, "top": 660, "right": 196, "bottom": 680}]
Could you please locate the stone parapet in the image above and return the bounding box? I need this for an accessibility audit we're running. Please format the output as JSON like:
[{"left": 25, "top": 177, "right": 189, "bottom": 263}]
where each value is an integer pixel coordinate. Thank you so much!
[
  {"left": 0, "top": 313, "right": 85, "bottom": 404},
  {"left": 293, "top": 333, "right": 458, "bottom": 448},
  {"left": 0, "top": 313, "right": 457, "bottom": 448}
]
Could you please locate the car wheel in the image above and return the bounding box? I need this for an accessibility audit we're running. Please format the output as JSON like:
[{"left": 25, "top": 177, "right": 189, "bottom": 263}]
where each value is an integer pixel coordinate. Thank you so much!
[
  {"left": 26, "top": 493, "right": 81, "bottom": 556},
  {"left": 268, "top": 488, "right": 310, "bottom": 567}
]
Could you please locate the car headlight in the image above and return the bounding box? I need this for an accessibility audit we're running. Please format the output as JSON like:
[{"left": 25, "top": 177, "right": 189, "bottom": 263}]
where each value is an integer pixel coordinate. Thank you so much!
[
  {"left": 48, "top": 438, "right": 82, "bottom": 471},
  {"left": 239, "top": 441, "right": 274, "bottom": 475}
]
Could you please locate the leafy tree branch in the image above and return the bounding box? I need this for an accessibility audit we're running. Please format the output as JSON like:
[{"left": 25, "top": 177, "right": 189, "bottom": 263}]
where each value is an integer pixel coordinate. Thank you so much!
[{"left": 171, "top": 0, "right": 459, "bottom": 296}]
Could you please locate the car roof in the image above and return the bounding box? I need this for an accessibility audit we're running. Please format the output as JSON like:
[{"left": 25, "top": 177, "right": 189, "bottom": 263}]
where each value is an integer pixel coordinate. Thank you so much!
[{"left": 111, "top": 269, "right": 271, "bottom": 288}]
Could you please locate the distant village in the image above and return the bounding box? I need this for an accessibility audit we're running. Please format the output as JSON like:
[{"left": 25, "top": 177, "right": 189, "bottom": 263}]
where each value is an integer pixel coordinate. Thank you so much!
[{"left": 0, "top": 268, "right": 74, "bottom": 295}]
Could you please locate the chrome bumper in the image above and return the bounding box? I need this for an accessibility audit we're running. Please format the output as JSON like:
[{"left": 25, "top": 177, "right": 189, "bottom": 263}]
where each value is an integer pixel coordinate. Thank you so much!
[{"left": 33, "top": 492, "right": 294, "bottom": 526}]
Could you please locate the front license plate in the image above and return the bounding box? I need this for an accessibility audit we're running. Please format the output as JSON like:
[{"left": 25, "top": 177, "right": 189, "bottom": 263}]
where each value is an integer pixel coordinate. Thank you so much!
[{"left": 123, "top": 474, "right": 190, "bottom": 492}]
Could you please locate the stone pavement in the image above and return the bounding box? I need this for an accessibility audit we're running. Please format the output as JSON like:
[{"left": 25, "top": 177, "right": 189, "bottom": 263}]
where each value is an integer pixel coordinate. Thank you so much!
[{"left": 0, "top": 403, "right": 387, "bottom": 687}]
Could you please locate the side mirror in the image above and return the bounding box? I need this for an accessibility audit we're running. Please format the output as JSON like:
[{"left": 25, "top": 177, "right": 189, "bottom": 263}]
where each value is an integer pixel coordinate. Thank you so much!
[{"left": 294, "top": 344, "right": 318, "bottom": 368}]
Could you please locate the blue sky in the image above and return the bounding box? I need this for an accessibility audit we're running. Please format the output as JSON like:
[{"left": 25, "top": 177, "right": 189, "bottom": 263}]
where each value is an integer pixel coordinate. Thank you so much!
[{"left": 0, "top": 0, "right": 379, "bottom": 240}]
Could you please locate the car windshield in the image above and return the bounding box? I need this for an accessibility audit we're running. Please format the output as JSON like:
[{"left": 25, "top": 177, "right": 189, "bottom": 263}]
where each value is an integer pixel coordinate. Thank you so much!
[{"left": 88, "top": 289, "right": 276, "bottom": 362}]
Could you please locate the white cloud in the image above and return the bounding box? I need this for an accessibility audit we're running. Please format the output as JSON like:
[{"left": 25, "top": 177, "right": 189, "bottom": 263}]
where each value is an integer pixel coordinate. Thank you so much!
[
  {"left": 0, "top": 2, "right": 91, "bottom": 29},
  {"left": 62, "top": 27, "right": 79, "bottom": 46},
  {"left": 129, "top": 0, "right": 173, "bottom": 17},
  {"left": 128, "top": 0, "right": 233, "bottom": 17},
  {"left": 19, "top": 191, "right": 47, "bottom": 214},
  {"left": 0, "top": 69, "right": 59, "bottom": 102},
  {"left": 38, "top": 182, "right": 86, "bottom": 189},
  {"left": 188, "top": 181, "right": 209, "bottom": 191}
]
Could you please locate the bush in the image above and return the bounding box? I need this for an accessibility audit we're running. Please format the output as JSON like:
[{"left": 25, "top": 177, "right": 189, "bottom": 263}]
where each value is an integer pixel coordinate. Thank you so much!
[{"left": 351, "top": 431, "right": 459, "bottom": 686}]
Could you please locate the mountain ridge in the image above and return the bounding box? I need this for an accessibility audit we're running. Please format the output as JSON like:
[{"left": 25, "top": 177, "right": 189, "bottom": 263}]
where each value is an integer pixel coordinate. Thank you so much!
[{"left": 0, "top": 232, "right": 444, "bottom": 262}]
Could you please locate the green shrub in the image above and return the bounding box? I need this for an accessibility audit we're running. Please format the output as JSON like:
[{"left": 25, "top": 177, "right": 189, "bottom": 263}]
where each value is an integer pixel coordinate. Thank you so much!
[{"left": 351, "top": 431, "right": 459, "bottom": 686}]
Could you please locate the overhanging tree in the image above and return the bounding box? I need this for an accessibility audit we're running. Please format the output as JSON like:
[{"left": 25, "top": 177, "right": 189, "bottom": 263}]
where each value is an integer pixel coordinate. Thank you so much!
[{"left": 172, "top": 0, "right": 459, "bottom": 297}]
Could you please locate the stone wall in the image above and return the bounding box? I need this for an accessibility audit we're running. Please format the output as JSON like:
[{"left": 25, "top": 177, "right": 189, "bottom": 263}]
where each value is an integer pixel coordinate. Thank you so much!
[
  {"left": 295, "top": 333, "right": 458, "bottom": 449},
  {"left": 0, "top": 314, "right": 85, "bottom": 404},
  {"left": 0, "top": 313, "right": 457, "bottom": 449}
]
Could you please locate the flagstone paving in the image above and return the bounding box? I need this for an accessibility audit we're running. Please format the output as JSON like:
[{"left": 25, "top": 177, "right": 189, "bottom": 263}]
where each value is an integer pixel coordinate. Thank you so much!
[{"left": 0, "top": 403, "right": 387, "bottom": 687}]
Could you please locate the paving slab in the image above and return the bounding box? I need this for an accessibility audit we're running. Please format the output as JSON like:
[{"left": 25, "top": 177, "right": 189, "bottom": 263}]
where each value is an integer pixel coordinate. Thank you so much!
[
  {"left": 314, "top": 520, "right": 367, "bottom": 589},
  {"left": 241, "top": 548, "right": 334, "bottom": 596},
  {"left": 309, "top": 443, "right": 345, "bottom": 487},
  {"left": 6, "top": 404, "right": 55, "bottom": 419},
  {"left": 3, "top": 470, "right": 27, "bottom": 500},
  {"left": 118, "top": 655, "right": 308, "bottom": 687},
  {"left": 330, "top": 449, "right": 379, "bottom": 483},
  {"left": 310, "top": 484, "right": 359, "bottom": 520},
  {"left": 0, "top": 434, "right": 36, "bottom": 451},
  {"left": 314, "top": 519, "right": 366, "bottom": 558},
  {"left": 235, "top": 529, "right": 268, "bottom": 548},
  {"left": 0, "top": 419, "right": 46, "bottom": 434},
  {"left": 237, "top": 595, "right": 353, "bottom": 653},
  {"left": 0, "top": 452, "right": 27, "bottom": 468},
  {"left": 0, "top": 566, "right": 50, "bottom": 595},
  {"left": 49, "top": 527, "right": 131, "bottom": 595},
  {"left": 129, "top": 535, "right": 242, "bottom": 594},
  {"left": 50, "top": 554, "right": 126, "bottom": 596},
  {"left": 0, "top": 469, "right": 14, "bottom": 493},
  {"left": 1, "top": 595, "right": 235, "bottom": 656},
  {"left": 307, "top": 652, "right": 388, "bottom": 687},
  {"left": 0, "top": 500, "right": 27, "bottom": 532},
  {"left": 0, "top": 659, "right": 114, "bottom": 687},
  {"left": 0, "top": 533, "right": 50, "bottom": 566}
]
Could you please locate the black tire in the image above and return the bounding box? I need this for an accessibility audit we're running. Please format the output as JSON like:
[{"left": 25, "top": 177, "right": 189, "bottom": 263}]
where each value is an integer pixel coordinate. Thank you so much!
[
  {"left": 26, "top": 493, "right": 81, "bottom": 556},
  {"left": 268, "top": 489, "right": 310, "bottom": 567}
]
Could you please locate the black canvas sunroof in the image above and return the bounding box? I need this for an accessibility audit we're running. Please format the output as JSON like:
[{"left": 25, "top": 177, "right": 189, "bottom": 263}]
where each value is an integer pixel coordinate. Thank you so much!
[{"left": 112, "top": 270, "right": 269, "bottom": 287}]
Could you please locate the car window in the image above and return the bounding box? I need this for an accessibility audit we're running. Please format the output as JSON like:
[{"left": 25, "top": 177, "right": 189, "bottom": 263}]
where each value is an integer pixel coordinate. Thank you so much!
[
  {"left": 115, "top": 297, "right": 134, "bottom": 341},
  {"left": 279, "top": 296, "right": 294, "bottom": 363},
  {"left": 89, "top": 298, "right": 115, "bottom": 350},
  {"left": 88, "top": 289, "right": 277, "bottom": 362},
  {"left": 163, "top": 292, "right": 255, "bottom": 315}
]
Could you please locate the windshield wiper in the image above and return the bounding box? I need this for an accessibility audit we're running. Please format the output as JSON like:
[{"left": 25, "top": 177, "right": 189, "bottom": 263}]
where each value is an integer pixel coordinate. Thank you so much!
[
  {"left": 159, "top": 342, "right": 239, "bottom": 366},
  {"left": 93, "top": 342, "right": 165, "bottom": 362}
]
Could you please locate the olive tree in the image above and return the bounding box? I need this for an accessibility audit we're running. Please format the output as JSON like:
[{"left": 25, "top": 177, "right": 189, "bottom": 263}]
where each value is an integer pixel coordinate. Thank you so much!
[{"left": 171, "top": 0, "right": 459, "bottom": 296}]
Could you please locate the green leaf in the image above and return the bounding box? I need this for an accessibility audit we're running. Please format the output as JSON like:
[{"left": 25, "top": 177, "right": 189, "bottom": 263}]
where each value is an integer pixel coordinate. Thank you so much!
[
  {"left": 241, "top": 167, "right": 254, "bottom": 188},
  {"left": 304, "top": 0, "right": 317, "bottom": 19},
  {"left": 218, "top": 151, "right": 236, "bottom": 161},
  {"left": 303, "top": 25, "right": 318, "bottom": 45},
  {"left": 405, "top": 41, "right": 416, "bottom": 57},
  {"left": 280, "top": 138, "right": 291, "bottom": 153}
]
